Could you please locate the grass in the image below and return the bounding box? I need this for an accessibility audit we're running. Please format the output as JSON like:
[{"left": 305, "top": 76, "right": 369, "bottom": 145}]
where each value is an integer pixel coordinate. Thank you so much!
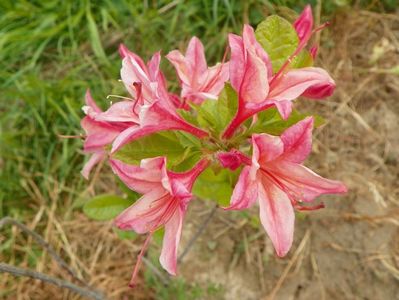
[{"left": 1, "top": 0, "right": 397, "bottom": 298}]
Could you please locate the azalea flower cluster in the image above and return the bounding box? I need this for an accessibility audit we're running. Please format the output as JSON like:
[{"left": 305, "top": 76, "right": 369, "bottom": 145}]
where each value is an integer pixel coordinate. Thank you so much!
[{"left": 80, "top": 6, "right": 346, "bottom": 286}]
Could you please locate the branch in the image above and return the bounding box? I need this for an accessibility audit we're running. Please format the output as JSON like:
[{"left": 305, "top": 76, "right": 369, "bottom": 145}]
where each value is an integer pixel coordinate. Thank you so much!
[
  {"left": 0, "top": 263, "right": 105, "bottom": 300},
  {"left": 0, "top": 217, "right": 85, "bottom": 286},
  {"left": 178, "top": 205, "right": 218, "bottom": 263}
]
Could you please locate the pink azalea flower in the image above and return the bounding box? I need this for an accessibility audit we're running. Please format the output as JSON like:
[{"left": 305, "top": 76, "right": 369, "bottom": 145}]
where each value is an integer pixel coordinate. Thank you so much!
[
  {"left": 166, "top": 36, "right": 229, "bottom": 104},
  {"left": 223, "top": 20, "right": 335, "bottom": 138},
  {"left": 104, "top": 46, "right": 209, "bottom": 153},
  {"left": 110, "top": 157, "right": 209, "bottom": 286},
  {"left": 293, "top": 5, "right": 313, "bottom": 48},
  {"left": 80, "top": 90, "right": 127, "bottom": 179},
  {"left": 226, "top": 117, "right": 347, "bottom": 256}
]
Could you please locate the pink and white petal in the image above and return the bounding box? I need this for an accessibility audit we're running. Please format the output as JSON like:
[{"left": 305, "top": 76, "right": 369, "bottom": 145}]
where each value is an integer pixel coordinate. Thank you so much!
[
  {"left": 109, "top": 158, "right": 163, "bottom": 194},
  {"left": 159, "top": 207, "right": 184, "bottom": 275},
  {"left": 166, "top": 50, "right": 191, "bottom": 85},
  {"left": 225, "top": 166, "right": 258, "bottom": 210},
  {"left": 228, "top": 33, "right": 245, "bottom": 93},
  {"left": 81, "top": 152, "right": 105, "bottom": 179},
  {"left": 114, "top": 188, "right": 170, "bottom": 233},
  {"left": 186, "top": 37, "right": 207, "bottom": 80},
  {"left": 201, "top": 62, "right": 230, "bottom": 97},
  {"left": 270, "top": 161, "right": 348, "bottom": 202},
  {"left": 94, "top": 101, "right": 139, "bottom": 123},
  {"left": 110, "top": 126, "right": 143, "bottom": 154},
  {"left": 121, "top": 56, "right": 152, "bottom": 99},
  {"left": 118, "top": 44, "right": 146, "bottom": 70},
  {"left": 293, "top": 5, "right": 313, "bottom": 44},
  {"left": 239, "top": 49, "right": 269, "bottom": 103},
  {"left": 273, "top": 100, "right": 293, "bottom": 120},
  {"left": 242, "top": 24, "right": 273, "bottom": 78},
  {"left": 85, "top": 90, "right": 102, "bottom": 113},
  {"left": 280, "top": 117, "right": 313, "bottom": 164},
  {"left": 147, "top": 52, "right": 161, "bottom": 82},
  {"left": 268, "top": 67, "right": 335, "bottom": 102},
  {"left": 81, "top": 117, "right": 121, "bottom": 152},
  {"left": 258, "top": 179, "right": 295, "bottom": 257},
  {"left": 170, "top": 158, "right": 209, "bottom": 191},
  {"left": 252, "top": 134, "right": 284, "bottom": 164}
]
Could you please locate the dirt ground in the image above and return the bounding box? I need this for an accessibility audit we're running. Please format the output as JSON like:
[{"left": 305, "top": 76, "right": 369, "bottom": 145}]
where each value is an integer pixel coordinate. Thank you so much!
[{"left": 2, "top": 8, "right": 399, "bottom": 300}]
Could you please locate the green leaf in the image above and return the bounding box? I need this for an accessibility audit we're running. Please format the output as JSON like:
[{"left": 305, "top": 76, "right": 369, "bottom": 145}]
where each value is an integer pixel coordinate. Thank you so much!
[
  {"left": 193, "top": 167, "right": 238, "bottom": 206},
  {"left": 195, "top": 84, "right": 238, "bottom": 136},
  {"left": 113, "top": 228, "right": 138, "bottom": 240},
  {"left": 112, "top": 131, "right": 187, "bottom": 166},
  {"left": 217, "top": 83, "right": 238, "bottom": 130},
  {"left": 255, "top": 15, "right": 299, "bottom": 73},
  {"left": 177, "top": 109, "right": 199, "bottom": 127},
  {"left": 291, "top": 50, "right": 314, "bottom": 69},
  {"left": 249, "top": 108, "right": 325, "bottom": 136},
  {"left": 83, "top": 194, "right": 134, "bottom": 221},
  {"left": 86, "top": 7, "right": 108, "bottom": 65},
  {"left": 171, "top": 151, "right": 202, "bottom": 172},
  {"left": 196, "top": 100, "right": 220, "bottom": 131}
]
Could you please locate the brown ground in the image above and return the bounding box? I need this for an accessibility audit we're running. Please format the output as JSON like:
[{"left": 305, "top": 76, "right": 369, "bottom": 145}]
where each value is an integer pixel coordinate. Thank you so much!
[{"left": 1, "top": 8, "right": 399, "bottom": 300}]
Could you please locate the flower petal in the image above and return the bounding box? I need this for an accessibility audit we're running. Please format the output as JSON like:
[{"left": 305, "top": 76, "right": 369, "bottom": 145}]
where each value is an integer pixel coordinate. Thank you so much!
[
  {"left": 258, "top": 178, "right": 295, "bottom": 257},
  {"left": 268, "top": 67, "right": 335, "bottom": 102},
  {"left": 293, "top": 5, "right": 313, "bottom": 44},
  {"left": 252, "top": 134, "right": 284, "bottom": 164},
  {"left": 228, "top": 33, "right": 245, "bottom": 93},
  {"left": 280, "top": 117, "right": 313, "bottom": 163},
  {"left": 186, "top": 36, "right": 207, "bottom": 81},
  {"left": 225, "top": 166, "right": 258, "bottom": 210},
  {"left": 242, "top": 24, "right": 273, "bottom": 79},
  {"left": 81, "top": 152, "right": 105, "bottom": 179},
  {"left": 85, "top": 90, "right": 102, "bottom": 113},
  {"left": 114, "top": 188, "right": 172, "bottom": 234},
  {"left": 239, "top": 48, "right": 269, "bottom": 103},
  {"left": 166, "top": 50, "right": 191, "bottom": 85},
  {"left": 159, "top": 207, "right": 184, "bottom": 275},
  {"left": 94, "top": 101, "right": 139, "bottom": 123},
  {"left": 81, "top": 116, "right": 121, "bottom": 152},
  {"left": 109, "top": 158, "right": 164, "bottom": 194},
  {"left": 269, "top": 161, "right": 348, "bottom": 202}
]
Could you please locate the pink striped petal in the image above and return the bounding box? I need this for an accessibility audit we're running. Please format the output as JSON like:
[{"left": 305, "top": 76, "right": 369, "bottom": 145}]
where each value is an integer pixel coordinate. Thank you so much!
[
  {"left": 114, "top": 188, "right": 173, "bottom": 234},
  {"left": 239, "top": 48, "right": 268, "bottom": 103},
  {"left": 94, "top": 101, "right": 139, "bottom": 123},
  {"left": 85, "top": 90, "right": 102, "bottom": 113},
  {"left": 81, "top": 116, "right": 121, "bottom": 152},
  {"left": 226, "top": 166, "right": 258, "bottom": 210},
  {"left": 268, "top": 67, "right": 335, "bottom": 102},
  {"left": 109, "top": 158, "right": 164, "bottom": 194},
  {"left": 228, "top": 33, "right": 245, "bottom": 93},
  {"left": 186, "top": 37, "right": 207, "bottom": 80},
  {"left": 252, "top": 134, "right": 284, "bottom": 164},
  {"left": 273, "top": 100, "right": 292, "bottom": 120},
  {"left": 293, "top": 5, "right": 313, "bottom": 44},
  {"left": 166, "top": 50, "right": 191, "bottom": 85},
  {"left": 159, "top": 207, "right": 184, "bottom": 275},
  {"left": 280, "top": 117, "right": 313, "bottom": 163},
  {"left": 258, "top": 179, "right": 295, "bottom": 257},
  {"left": 269, "top": 161, "right": 348, "bottom": 202},
  {"left": 81, "top": 151, "right": 105, "bottom": 179},
  {"left": 242, "top": 24, "right": 272, "bottom": 78}
]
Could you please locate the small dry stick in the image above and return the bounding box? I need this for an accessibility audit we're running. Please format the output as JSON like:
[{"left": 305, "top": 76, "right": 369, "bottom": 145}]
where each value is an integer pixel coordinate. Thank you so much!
[
  {"left": 0, "top": 217, "right": 85, "bottom": 286},
  {"left": 0, "top": 263, "right": 105, "bottom": 300},
  {"left": 264, "top": 229, "right": 311, "bottom": 300},
  {"left": 177, "top": 205, "right": 218, "bottom": 263}
]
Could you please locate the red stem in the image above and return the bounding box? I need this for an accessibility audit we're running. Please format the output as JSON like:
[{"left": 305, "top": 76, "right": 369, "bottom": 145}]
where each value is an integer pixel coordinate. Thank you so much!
[{"left": 128, "top": 232, "right": 153, "bottom": 288}]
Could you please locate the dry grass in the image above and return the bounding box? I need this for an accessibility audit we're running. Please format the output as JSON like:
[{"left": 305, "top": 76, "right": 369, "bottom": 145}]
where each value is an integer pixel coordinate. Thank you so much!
[{"left": 1, "top": 7, "right": 399, "bottom": 300}]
